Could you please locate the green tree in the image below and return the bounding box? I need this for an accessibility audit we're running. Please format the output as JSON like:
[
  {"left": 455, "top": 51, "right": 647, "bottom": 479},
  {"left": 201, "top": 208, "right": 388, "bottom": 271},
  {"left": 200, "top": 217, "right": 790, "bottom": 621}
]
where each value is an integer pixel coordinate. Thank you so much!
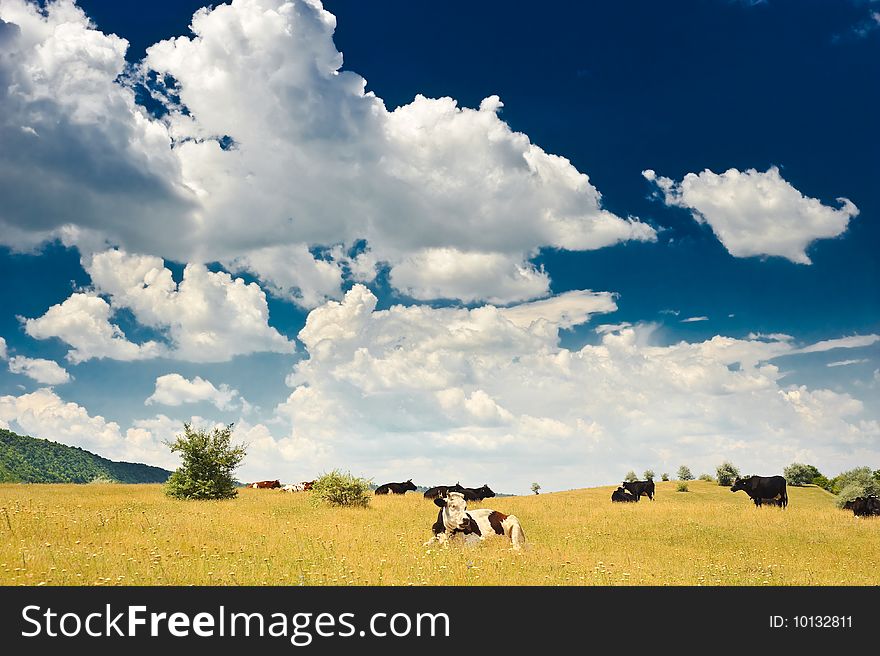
[
  {"left": 831, "top": 467, "right": 880, "bottom": 507},
  {"left": 677, "top": 465, "right": 694, "bottom": 481},
  {"left": 661, "top": 473, "right": 669, "bottom": 481},
  {"left": 783, "top": 463, "right": 822, "bottom": 487},
  {"left": 715, "top": 461, "right": 740, "bottom": 486},
  {"left": 163, "top": 423, "right": 246, "bottom": 500},
  {"left": 623, "top": 470, "right": 638, "bottom": 482},
  {"left": 643, "top": 469, "right": 655, "bottom": 481},
  {"left": 530, "top": 482, "right": 541, "bottom": 495}
]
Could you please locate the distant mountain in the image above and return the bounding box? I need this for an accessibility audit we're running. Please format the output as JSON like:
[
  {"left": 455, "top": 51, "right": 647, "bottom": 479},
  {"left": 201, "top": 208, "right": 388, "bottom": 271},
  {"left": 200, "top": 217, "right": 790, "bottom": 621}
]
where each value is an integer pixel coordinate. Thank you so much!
[{"left": 0, "top": 428, "right": 171, "bottom": 484}]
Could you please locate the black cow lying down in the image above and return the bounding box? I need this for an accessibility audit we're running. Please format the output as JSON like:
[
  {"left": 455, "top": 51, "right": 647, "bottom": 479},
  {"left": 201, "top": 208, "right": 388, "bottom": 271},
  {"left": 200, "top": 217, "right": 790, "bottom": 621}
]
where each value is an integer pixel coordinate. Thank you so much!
[
  {"left": 731, "top": 475, "right": 788, "bottom": 509},
  {"left": 375, "top": 479, "right": 417, "bottom": 495},
  {"left": 611, "top": 486, "right": 638, "bottom": 503},
  {"left": 843, "top": 495, "right": 880, "bottom": 517}
]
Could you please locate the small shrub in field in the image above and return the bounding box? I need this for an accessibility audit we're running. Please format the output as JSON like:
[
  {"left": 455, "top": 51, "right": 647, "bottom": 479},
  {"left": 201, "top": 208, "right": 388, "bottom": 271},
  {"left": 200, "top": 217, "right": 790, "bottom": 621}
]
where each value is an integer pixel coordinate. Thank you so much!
[
  {"left": 677, "top": 466, "right": 694, "bottom": 481},
  {"left": 311, "top": 470, "right": 372, "bottom": 507},
  {"left": 661, "top": 473, "right": 669, "bottom": 481},
  {"left": 676, "top": 482, "right": 689, "bottom": 492},
  {"left": 624, "top": 470, "right": 638, "bottom": 482},
  {"left": 698, "top": 473, "right": 715, "bottom": 483},
  {"left": 812, "top": 474, "right": 832, "bottom": 491},
  {"left": 644, "top": 469, "right": 655, "bottom": 481},
  {"left": 716, "top": 461, "right": 740, "bottom": 486}
]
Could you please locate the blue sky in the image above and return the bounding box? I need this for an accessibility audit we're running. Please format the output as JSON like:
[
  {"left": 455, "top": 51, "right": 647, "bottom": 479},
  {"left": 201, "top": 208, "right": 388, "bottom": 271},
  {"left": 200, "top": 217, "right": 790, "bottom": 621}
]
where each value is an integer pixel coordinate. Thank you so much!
[{"left": 0, "top": 0, "right": 877, "bottom": 492}]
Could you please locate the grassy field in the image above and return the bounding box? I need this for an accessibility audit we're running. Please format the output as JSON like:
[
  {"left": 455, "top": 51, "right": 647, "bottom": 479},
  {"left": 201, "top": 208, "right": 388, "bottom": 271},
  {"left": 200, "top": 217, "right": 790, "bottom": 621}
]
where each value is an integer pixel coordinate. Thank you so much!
[{"left": 0, "top": 480, "right": 877, "bottom": 586}]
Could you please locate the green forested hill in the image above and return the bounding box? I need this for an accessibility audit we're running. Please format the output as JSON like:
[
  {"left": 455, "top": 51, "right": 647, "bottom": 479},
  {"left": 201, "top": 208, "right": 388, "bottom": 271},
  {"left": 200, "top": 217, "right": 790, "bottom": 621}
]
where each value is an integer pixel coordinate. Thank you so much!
[{"left": 0, "top": 429, "right": 171, "bottom": 484}]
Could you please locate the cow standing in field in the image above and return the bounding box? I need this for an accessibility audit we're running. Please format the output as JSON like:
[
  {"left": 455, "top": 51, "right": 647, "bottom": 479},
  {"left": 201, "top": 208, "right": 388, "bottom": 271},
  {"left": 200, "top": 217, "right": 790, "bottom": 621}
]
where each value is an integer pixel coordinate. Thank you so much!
[
  {"left": 730, "top": 475, "right": 788, "bottom": 508},
  {"left": 375, "top": 479, "right": 417, "bottom": 495},
  {"left": 250, "top": 480, "right": 281, "bottom": 489},
  {"left": 843, "top": 495, "right": 880, "bottom": 517},
  {"left": 461, "top": 484, "right": 496, "bottom": 501},
  {"left": 423, "top": 492, "right": 525, "bottom": 550},
  {"left": 611, "top": 486, "right": 638, "bottom": 503},
  {"left": 423, "top": 482, "right": 465, "bottom": 500},
  {"left": 622, "top": 479, "right": 655, "bottom": 501}
]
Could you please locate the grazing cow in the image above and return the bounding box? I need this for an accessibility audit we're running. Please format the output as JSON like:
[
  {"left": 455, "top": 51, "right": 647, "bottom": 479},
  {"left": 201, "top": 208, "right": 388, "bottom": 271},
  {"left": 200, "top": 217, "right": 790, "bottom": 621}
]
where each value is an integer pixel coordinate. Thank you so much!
[
  {"left": 302, "top": 480, "right": 315, "bottom": 491},
  {"left": 423, "top": 492, "right": 525, "bottom": 550},
  {"left": 461, "top": 484, "right": 496, "bottom": 501},
  {"left": 730, "top": 475, "right": 788, "bottom": 508},
  {"left": 843, "top": 495, "right": 880, "bottom": 517},
  {"left": 375, "top": 479, "right": 417, "bottom": 495},
  {"left": 423, "top": 482, "right": 465, "bottom": 500},
  {"left": 250, "top": 480, "right": 281, "bottom": 489},
  {"left": 611, "top": 486, "right": 638, "bottom": 503},
  {"left": 622, "top": 479, "right": 655, "bottom": 501},
  {"left": 282, "top": 482, "right": 307, "bottom": 493}
]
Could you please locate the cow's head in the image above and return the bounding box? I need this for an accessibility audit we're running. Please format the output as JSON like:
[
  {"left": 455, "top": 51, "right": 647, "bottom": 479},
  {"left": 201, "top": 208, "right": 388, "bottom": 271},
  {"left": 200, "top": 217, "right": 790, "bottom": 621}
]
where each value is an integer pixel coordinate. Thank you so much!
[
  {"left": 403, "top": 479, "right": 417, "bottom": 492},
  {"left": 479, "top": 484, "right": 495, "bottom": 498},
  {"left": 730, "top": 477, "right": 746, "bottom": 492},
  {"left": 434, "top": 492, "right": 469, "bottom": 531}
]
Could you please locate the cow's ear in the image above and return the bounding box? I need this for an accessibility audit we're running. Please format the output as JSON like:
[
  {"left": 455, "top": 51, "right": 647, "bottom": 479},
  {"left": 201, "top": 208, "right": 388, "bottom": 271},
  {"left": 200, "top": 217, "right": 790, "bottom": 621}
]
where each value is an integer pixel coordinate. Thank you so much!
[{"left": 434, "top": 497, "right": 447, "bottom": 508}]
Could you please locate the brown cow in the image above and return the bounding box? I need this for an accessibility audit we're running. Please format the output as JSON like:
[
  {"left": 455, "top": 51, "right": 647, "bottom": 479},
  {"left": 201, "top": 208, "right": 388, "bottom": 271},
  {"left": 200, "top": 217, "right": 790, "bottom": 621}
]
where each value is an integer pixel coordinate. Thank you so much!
[{"left": 250, "top": 480, "right": 281, "bottom": 489}]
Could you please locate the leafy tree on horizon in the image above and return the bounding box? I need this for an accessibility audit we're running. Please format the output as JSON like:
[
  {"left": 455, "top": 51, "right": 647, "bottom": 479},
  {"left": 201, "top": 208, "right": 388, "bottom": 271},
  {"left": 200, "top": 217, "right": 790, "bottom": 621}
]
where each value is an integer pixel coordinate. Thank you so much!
[
  {"left": 624, "top": 470, "right": 638, "bottom": 482},
  {"left": 531, "top": 482, "right": 541, "bottom": 495},
  {"left": 164, "top": 423, "right": 246, "bottom": 500},
  {"left": 784, "top": 462, "right": 822, "bottom": 487},
  {"left": 644, "top": 469, "right": 655, "bottom": 481},
  {"left": 716, "top": 461, "right": 740, "bottom": 486},
  {"left": 677, "top": 465, "right": 694, "bottom": 481}
]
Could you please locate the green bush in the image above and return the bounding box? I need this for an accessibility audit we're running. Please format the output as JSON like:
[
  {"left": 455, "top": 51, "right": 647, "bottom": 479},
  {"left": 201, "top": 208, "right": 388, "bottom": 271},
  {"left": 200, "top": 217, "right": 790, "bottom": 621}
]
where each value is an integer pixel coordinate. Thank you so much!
[
  {"left": 643, "top": 469, "right": 655, "bottom": 481},
  {"left": 698, "top": 473, "right": 715, "bottom": 482},
  {"left": 676, "top": 482, "right": 689, "bottom": 492},
  {"left": 164, "top": 423, "right": 246, "bottom": 501},
  {"left": 677, "top": 465, "right": 694, "bottom": 481},
  {"left": 784, "top": 463, "right": 822, "bottom": 487},
  {"left": 661, "top": 473, "right": 669, "bottom": 481},
  {"left": 715, "top": 461, "right": 740, "bottom": 486},
  {"left": 811, "top": 474, "right": 832, "bottom": 491},
  {"left": 831, "top": 467, "right": 879, "bottom": 505},
  {"left": 311, "top": 470, "right": 372, "bottom": 507},
  {"left": 624, "top": 470, "right": 638, "bottom": 482}
]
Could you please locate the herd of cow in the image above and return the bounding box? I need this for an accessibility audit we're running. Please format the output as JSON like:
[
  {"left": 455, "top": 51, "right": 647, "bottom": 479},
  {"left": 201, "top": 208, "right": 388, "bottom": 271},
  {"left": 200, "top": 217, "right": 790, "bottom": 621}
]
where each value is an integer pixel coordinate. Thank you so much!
[
  {"left": 244, "top": 472, "right": 878, "bottom": 551},
  {"left": 611, "top": 474, "right": 880, "bottom": 517}
]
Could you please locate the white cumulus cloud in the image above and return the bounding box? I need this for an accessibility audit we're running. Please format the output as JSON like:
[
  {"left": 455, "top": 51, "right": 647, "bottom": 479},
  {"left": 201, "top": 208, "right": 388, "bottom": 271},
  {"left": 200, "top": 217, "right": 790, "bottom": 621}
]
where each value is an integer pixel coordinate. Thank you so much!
[
  {"left": 145, "top": 373, "right": 241, "bottom": 411},
  {"left": 0, "top": 0, "right": 655, "bottom": 306},
  {"left": 7, "top": 355, "right": 71, "bottom": 385},
  {"left": 643, "top": 166, "right": 858, "bottom": 264}
]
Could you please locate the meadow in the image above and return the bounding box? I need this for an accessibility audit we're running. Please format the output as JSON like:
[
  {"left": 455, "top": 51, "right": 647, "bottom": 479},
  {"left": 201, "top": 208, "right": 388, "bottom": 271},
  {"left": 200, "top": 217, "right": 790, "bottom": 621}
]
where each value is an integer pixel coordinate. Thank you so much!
[{"left": 0, "top": 480, "right": 877, "bottom": 586}]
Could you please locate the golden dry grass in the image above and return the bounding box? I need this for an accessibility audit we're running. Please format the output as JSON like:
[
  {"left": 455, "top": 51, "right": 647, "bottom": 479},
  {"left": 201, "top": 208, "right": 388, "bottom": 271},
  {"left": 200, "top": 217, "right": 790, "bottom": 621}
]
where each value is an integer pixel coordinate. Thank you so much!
[{"left": 0, "top": 480, "right": 877, "bottom": 586}]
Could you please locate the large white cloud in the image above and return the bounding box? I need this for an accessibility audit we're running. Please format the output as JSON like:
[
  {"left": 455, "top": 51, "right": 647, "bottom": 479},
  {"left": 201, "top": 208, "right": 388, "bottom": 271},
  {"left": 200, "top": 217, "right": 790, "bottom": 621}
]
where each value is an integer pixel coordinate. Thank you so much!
[
  {"left": 269, "top": 286, "right": 879, "bottom": 491},
  {"left": 7, "top": 355, "right": 71, "bottom": 385},
  {"left": 25, "top": 249, "right": 296, "bottom": 362},
  {"left": 146, "top": 373, "right": 240, "bottom": 411},
  {"left": 643, "top": 166, "right": 858, "bottom": 264},
  {"left": 0, "top": 0, "right": 655, "bottom": 306}
]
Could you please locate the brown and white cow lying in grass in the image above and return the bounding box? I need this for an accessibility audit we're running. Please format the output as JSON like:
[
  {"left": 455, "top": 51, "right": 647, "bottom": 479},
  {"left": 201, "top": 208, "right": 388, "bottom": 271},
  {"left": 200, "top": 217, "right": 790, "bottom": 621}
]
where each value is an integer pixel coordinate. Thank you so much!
[{"left": 423, "top": 491, "right": 525, "bottom": 551}]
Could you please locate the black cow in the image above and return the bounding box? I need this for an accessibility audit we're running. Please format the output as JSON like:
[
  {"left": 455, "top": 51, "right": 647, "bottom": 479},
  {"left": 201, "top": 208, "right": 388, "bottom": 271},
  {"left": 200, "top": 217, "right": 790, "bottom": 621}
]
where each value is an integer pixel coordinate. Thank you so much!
[
  {"left": 374, "top": 479, "right": 417, "bottom": 495},
  {"left": 423, "top": 482, "right": 465, "bottom": 500},
  {"left": 843, "top": 495, "right": 880, "bottom": 517},
  {"left": 611, "top": 486, "right": 638, "bottom": 503},
  {"left": 730, "top": 475, "right": 788, "bottom": 508},
  {"left": 622, "top": 479, "right": 655, "bottom": 501},
  {"left": 462, "top": 484, "right": 496, "bottom": 501}
]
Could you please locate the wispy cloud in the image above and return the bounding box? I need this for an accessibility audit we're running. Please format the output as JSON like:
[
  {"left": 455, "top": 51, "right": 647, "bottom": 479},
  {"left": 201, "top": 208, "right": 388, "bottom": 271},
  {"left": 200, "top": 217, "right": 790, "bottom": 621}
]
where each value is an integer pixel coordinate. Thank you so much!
[
  {"left": 681, "top": 316, "right": 709, "bottom": 323},
  {"left": 827, "top": 359, "right": 870, "bottom": 368}
]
